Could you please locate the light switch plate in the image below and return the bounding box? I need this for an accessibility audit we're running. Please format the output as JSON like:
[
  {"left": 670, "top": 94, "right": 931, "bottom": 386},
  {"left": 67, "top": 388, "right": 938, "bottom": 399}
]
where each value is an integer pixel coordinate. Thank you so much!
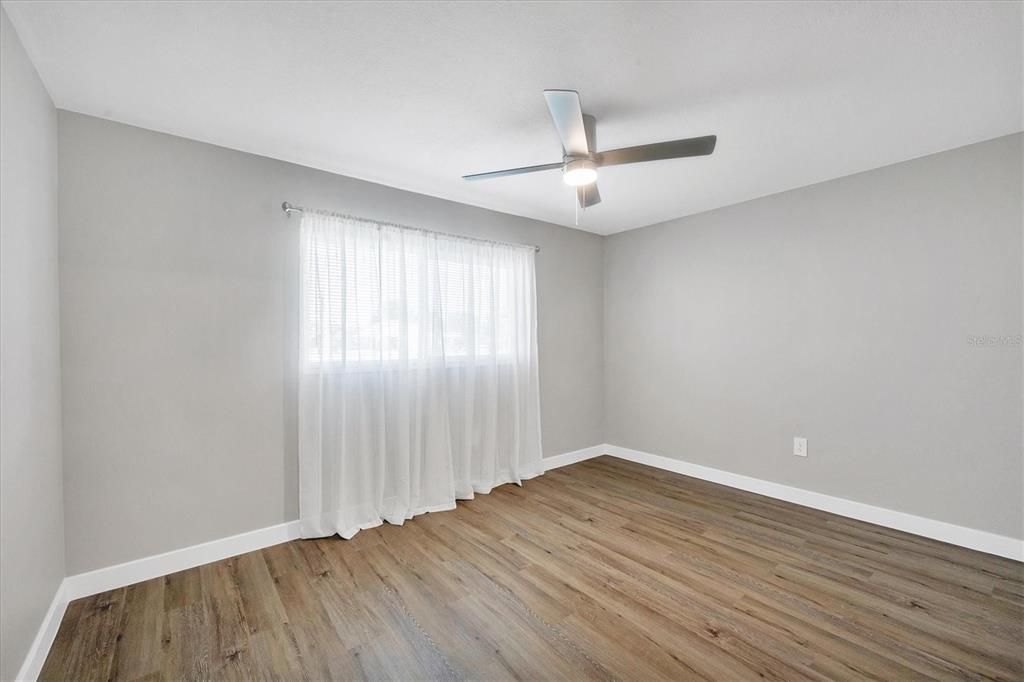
[{"left": 793, "top": 437, "right": 808, "bottom": 457}]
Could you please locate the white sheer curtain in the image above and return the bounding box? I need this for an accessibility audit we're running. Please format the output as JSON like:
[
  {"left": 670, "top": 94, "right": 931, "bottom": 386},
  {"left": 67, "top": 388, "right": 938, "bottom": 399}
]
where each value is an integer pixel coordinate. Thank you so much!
[{"left": 298, "top": 210, "right": 543, "bottom": 539}]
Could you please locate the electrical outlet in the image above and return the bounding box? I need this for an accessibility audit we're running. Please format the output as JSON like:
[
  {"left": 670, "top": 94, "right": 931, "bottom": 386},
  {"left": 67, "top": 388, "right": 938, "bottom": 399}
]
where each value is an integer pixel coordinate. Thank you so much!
[{"left": 793, "top": 437, "right": 808, "bottom": 457}]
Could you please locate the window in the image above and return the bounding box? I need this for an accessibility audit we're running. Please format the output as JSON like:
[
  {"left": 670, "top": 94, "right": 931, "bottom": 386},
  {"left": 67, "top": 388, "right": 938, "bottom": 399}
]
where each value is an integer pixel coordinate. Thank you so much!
[
  {"left": 296, "top": 209, "right": 543, "bottom": 539},
  {"left": 300, "top": 211, "right": 533, "bottom": 370}
]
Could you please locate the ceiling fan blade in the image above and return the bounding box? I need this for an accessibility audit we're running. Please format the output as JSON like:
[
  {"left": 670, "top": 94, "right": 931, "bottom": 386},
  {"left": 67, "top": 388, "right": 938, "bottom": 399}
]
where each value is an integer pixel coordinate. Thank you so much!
[
  {"left": 577, "top": 183, "right": 601, "bottom": 208},
  {"left": 462, "top": 162, "right": 563, "bottom": 181},
  {"left": 597, "top": 135, "right": 717, "bottom": 167},
  {"left": 543, "top": 90, "right": 589, "bottom": 156},
  {"left": 583, "top": 114, "right": 597, "bottom": 154}
]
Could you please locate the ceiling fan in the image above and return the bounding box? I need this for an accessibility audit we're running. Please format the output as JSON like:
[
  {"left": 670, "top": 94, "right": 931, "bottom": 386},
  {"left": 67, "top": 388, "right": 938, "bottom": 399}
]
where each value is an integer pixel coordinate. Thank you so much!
[{"left": 462, "top": 90, "right": 717, "bottom": 209}]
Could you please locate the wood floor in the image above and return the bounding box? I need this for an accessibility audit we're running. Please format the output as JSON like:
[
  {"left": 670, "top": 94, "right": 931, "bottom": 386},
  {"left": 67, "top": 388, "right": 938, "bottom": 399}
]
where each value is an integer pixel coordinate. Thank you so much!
[{"left": 41, "top": 456, "right": 1023, "bottom": 681}]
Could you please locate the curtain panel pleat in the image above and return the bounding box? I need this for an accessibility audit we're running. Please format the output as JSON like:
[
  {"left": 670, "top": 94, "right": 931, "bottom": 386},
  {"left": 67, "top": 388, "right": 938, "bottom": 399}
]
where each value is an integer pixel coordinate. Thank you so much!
[{"left": 298, "top": 210, "right": 543, "bottom": 539}]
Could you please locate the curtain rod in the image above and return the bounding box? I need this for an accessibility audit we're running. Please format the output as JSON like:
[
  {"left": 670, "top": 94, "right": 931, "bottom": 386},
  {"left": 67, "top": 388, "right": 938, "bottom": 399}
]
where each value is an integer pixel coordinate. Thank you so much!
[{"left": 281, "top": 202, "right": 540, "bottom": 253}]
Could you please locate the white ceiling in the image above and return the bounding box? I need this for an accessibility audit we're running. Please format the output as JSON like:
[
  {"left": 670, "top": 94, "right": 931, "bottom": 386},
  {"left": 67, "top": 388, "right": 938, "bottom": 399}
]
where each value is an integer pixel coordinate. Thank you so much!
[{"left": 4, "top": 1, "right": 1021, "bottom": 235}]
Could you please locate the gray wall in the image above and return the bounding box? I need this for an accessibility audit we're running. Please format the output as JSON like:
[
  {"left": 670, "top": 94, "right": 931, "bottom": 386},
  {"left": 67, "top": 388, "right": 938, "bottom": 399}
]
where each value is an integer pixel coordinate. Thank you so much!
[
  {"left": 44, "top": 110, "right": 1024, "bottom": 580},
  {"left": 605, "top": 133, "right": 1023, "bottom": 539},
  {"left": 0, "top": 9, "right": 66, "bottom": 681},
  {"left": 58, "top": 111, "right": 605, "bottom": 574}
]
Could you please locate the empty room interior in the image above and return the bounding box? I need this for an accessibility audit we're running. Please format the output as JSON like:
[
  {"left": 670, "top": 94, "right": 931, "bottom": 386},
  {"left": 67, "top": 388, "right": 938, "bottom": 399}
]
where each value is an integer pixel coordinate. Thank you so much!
[{"left": 1, "top": 1, "right": 1022, "bottom": 680}]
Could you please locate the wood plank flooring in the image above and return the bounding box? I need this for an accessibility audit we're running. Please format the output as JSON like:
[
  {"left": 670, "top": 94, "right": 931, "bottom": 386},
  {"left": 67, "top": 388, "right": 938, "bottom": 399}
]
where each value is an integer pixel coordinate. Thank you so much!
[{"left": 41, "top": 456, "right": 1023, "bottom": 681}]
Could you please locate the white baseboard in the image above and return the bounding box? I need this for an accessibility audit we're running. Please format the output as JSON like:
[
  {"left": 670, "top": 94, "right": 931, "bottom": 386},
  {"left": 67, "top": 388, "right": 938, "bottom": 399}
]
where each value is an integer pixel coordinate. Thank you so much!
[
  {"left": 17, "top": 443, "right": 1020, "bottom": 680},
  {"left": 17, "top": 522, "right": 302, "bottom": 679},
  {"left": 603, "top": 444, "right": 1024, "bottom": 562},
  {"left": 16, "top": 444, "right": 591, "bottom": 679},
  {"left": 56, "top": 443, "right": 606, "bottom": 607},
  {"left": 64, "top": 520, "right": 302, "bottom": 601},
  {"left": 53, "top": 444, "right": 597, "bottom": 607},
  {"left": 14, "top": 579, "right": 68, "bottom": 681},
  {"left": 542, "top": 444, "right": 606, "bottom": 471}
]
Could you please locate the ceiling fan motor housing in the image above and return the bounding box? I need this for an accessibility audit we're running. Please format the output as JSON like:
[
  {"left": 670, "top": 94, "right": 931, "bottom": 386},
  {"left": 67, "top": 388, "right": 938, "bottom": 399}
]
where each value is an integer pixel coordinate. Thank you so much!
[{"left": 562, "top": 158, "right": 598, "bottom": 186}]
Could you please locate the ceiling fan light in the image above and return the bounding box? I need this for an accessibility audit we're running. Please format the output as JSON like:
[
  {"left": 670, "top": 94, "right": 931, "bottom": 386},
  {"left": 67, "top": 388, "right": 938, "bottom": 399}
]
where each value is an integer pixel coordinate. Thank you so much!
[{"left": 562, "top": 159, "right": 597, "bottom": 186}]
